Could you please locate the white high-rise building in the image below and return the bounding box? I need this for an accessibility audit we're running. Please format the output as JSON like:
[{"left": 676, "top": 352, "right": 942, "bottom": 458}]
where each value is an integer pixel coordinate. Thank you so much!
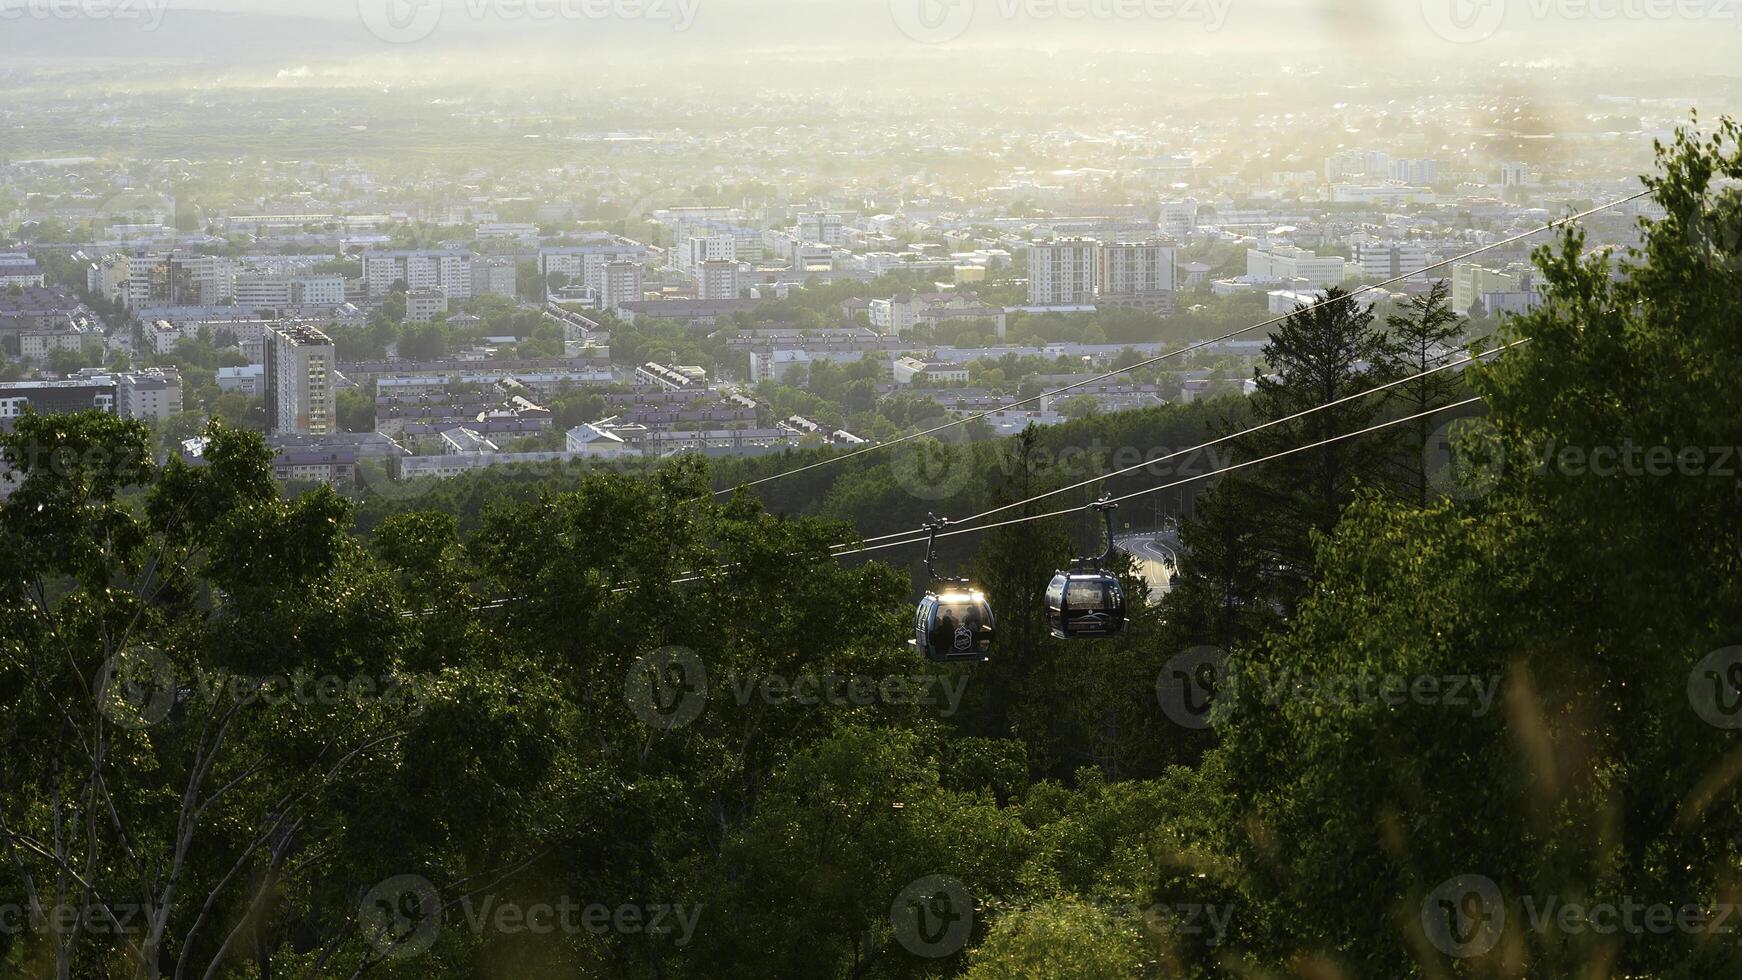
[
  {"left": 234, "top": 274, "right": 346, "bottom": 311},
  {"left": 539, "top": 240, "right": 649, "bottom": 294},
  {"left": 264, "top": 323, "right": 336, "bottom": 436},
  {"left": 1325, "top": 149, "right": 1393, "bottom": 181},
  {"left": 470, "top": 255, "right": 518, "bottom": 299},
  {"left": 405, "top": 288, "right": 449, "bottom": 324},
  {"left": 1160, "top": 201, "right": 1198, "bottom": 239},
  {"left": 1389, "top": 159, "right": 1440, "bottom": 184},
  {"left": 796, "top": 212, "right": 846, "bottom": 245},
  {"left": 1452, "top": 261, "right": 1539, "bottom": 315},
  {"left": 361, "top": 250, "right": 475, "bottom": 300},
  {"left": 114, "top": 369, "right": 184, "bottom": 422},
  {"left": 1101, "top": 240, "right": 1177, "bottom": 295},
  {"left": 1097, "top": 240, "right": 1178, "bottom": 314},
  {"left": 679, "top": 235, "right": 737, "bottom": 275},
  {"left": 600, "top": 261, "right": 644, "bottom": 309},
  {"left": 1027, "top": 238, "right": 1100, "bottom": 305},
  {"left": 1355, "top": 242, "right": 1431, "bottom": 280},
  {"left": 698, "top": 260, "right": 741, "bottom": 300},
  {"left": 86, "top": 254, "right": 133, "bottom": 307},
  {"left": 119, "top": 252, "right": 234, "bottom": 307}
]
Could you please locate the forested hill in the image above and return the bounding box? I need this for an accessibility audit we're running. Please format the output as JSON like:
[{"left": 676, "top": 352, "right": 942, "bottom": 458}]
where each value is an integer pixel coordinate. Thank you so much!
[{"left": 5, "top": 121, "right": 1742, "bottom": 978}]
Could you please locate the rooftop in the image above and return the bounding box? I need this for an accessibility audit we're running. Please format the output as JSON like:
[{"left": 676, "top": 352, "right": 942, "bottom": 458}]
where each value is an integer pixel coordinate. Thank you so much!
[{"left": 269, "top": 323, "right": 334, "bottom": 347}]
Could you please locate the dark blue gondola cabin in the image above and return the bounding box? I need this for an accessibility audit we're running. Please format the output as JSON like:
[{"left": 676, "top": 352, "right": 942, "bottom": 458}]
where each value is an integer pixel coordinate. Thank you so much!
[
  {"left": 913, "top": 587, "right": 995, "bottom": 663},
  {"left": 1045, "top": 571, "right": 1126, "bottom": 640}
]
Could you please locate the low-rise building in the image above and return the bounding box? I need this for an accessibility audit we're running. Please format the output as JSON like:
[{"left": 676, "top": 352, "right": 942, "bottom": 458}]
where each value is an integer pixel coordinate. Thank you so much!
[
  {"left": 114, "top": 368, "right": 183, "bottom": 421},
  {"left": 635, "top": 362, "right": 706, "bottom": 391},
  {"left": 565, "top": 421, "right": 638, "bottom": 457},
  {"left": 217, "top": 364, "right": 265, "bottom": 395},
  {"left": 893, "top": 356, "right": 970, "bottom": 386}
]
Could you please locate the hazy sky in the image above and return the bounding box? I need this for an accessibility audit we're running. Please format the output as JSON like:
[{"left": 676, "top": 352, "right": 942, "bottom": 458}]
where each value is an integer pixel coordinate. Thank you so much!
[{"left": 1, "top": 0, "right": 1734, "bottom": 65}]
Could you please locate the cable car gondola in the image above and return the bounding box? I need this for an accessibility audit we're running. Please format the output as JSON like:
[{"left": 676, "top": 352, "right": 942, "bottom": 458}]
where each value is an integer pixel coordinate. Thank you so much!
[
  {"left": 1046, "top": 496, "right": 1128, "bottom": 640},
  {"left": 911, "top": 517, "right": 995, "bottom": 663}
]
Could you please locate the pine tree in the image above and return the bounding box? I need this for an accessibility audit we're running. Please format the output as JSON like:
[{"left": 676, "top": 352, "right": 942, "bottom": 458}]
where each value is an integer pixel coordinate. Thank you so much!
[
  {"left": 1385, "top": 280, "right": 1468, "bottom": 504},
  {"left": 1229, "top": 287, "right": 1398, "bottom": 611}
]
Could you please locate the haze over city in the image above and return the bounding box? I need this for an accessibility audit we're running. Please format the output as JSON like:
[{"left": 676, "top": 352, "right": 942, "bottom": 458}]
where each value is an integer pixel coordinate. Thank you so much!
[{"left": 2, "top": 1, "right": 1741, "bottom": 977}]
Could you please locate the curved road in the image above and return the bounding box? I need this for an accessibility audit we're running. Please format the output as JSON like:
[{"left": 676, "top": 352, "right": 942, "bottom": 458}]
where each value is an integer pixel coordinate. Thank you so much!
[{"left": 1115, "top": 533, "right": 1178, "bottom": 599}]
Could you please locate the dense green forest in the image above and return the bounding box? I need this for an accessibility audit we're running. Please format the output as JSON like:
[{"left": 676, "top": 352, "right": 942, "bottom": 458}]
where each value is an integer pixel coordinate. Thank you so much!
[{"left": 4, "top": 123, "right": 1742, "bottom": 978}]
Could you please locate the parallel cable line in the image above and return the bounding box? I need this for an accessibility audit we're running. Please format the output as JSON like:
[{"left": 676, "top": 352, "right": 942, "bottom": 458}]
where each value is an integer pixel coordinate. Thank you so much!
[
  {"left": 845, "top": 338, "right": 1522, "bottom": 548},
  {"left": 817, "top": 396, "right": 1486, "bottom": 562}
]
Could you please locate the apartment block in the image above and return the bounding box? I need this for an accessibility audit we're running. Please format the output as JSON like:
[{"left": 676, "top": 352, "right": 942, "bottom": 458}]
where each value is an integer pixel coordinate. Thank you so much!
[
  {"left": 405, "top": 287, "right": 450, "bottom": 324},
  {"left": 599, "top": 261, "right": 644, "bottom": 309},
  {"left": 796, "top": 212, "right": 846, "bottom": 246},
  {"left": 539, "top": 241, "right": 650, "bottom": 294},
  {"left": 698, "top": 260, "right": 741, "bottom": 300},
  {"left": 361, "top": 250, "right": 475, "bottom": 300},
  {"left": 1247, "top": 245, "right": 1347, "bottom": 288},
  {"left": 471, "top": 255, "right": 519, "bottom": 299},
  {"left": 114, "top": 369, "right": 184, "bottom": 421},
  {"left": 1026, "top": 238, "right": 1100, "bottom": 305},
  {"left": 1099, "top": 240, "right": 1178, "bottom": 311},
  {"left": 234, "top": 273, "right": 346, "bottom": 310},
  {"left": 265, "top": 323, "right": 337, "bottom": 436},
  {"left": 1452, "top": 262, "right": 1539, "bottom": 315},
  {"left": 679, "top": 235, "right": 737, "bottom": 275},
  {"left": 1355, "top": 241, "right": 1431, "bottom": 280}
]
